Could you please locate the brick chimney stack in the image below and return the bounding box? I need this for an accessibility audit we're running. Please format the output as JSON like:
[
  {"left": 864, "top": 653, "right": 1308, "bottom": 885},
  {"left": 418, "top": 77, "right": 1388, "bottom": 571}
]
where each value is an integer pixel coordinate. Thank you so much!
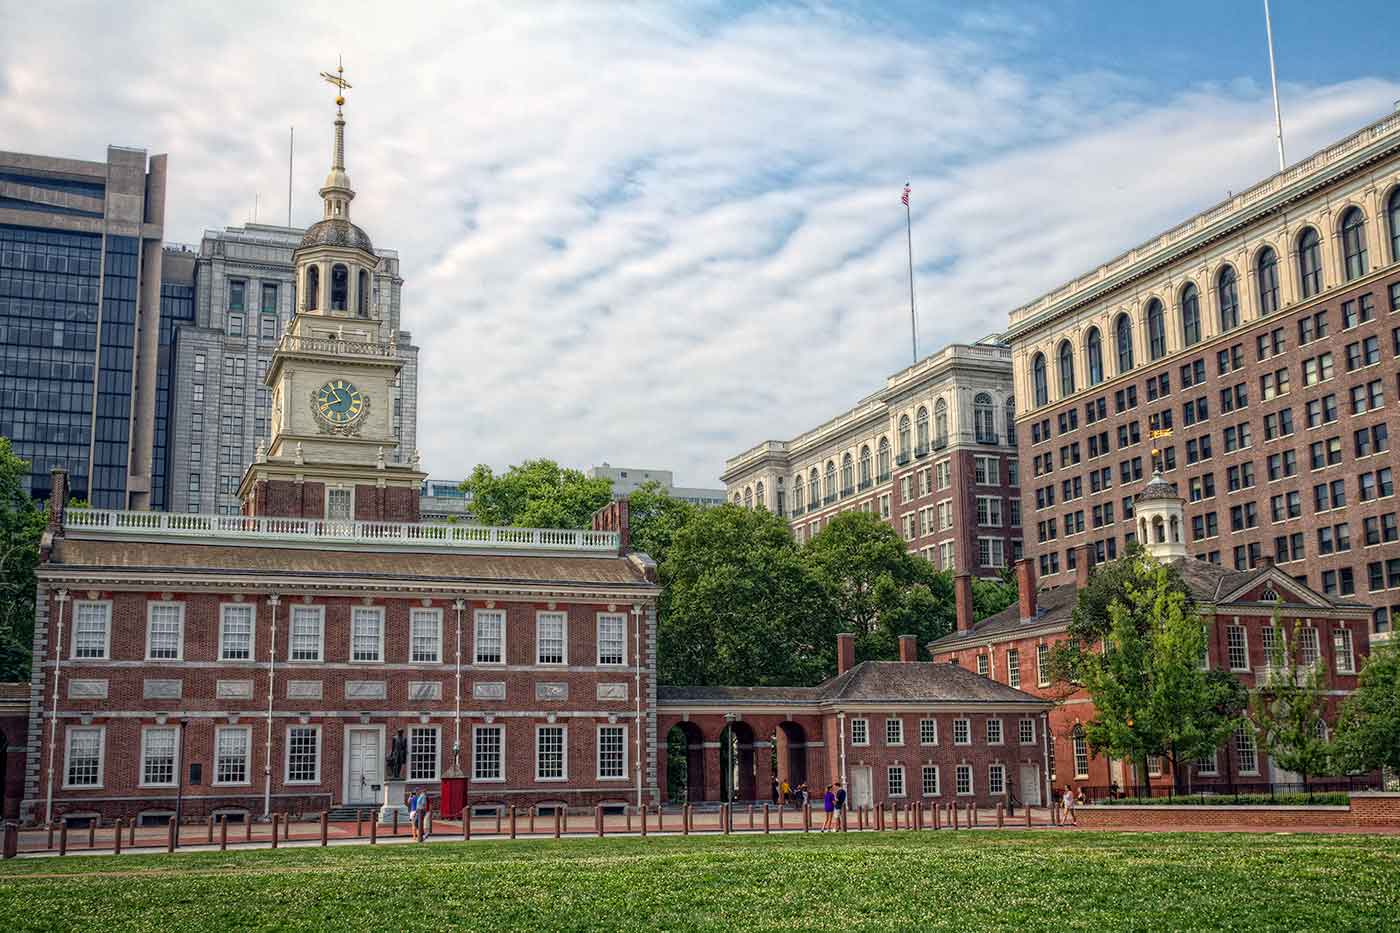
[
  {"left": 591, "top": 498, "right": 631, "bottom": 554},
  {"left": 46, "top": 467, "right": 68, "bottom": 534},
  {"left": 954, "top": 573, "right": 974, "bottom": 632},
  {"left": 837, "top": 632, "right": 856, "bottom": 675},
  {"left": 1075, "top": 544, "right": 1092, "bottom": 590},
  {"left": 898, "top": 635, "right": 918, "bottom": 663},
  {"left": 1016, "top": 558, "right": 1038, "bottom": 621}
]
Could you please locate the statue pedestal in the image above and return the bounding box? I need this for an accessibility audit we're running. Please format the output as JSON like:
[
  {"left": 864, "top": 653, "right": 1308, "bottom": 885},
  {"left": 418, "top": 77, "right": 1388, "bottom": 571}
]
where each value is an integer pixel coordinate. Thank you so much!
[{"left": 379, "top": 779, "right": 411, "bottom": 826}]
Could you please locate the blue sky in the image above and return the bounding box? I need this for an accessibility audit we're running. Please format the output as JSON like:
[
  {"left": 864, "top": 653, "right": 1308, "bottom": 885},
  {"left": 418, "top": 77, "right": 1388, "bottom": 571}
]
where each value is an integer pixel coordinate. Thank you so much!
[{"left": 2, "top": 2, "right": 1398, "bottom": 489}]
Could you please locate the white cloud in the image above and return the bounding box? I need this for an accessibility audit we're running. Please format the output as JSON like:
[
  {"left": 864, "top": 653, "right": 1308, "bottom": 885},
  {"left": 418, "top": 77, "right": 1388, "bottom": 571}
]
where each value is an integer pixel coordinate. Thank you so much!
[{"left": 2, "top": 4, "right": 1397, "bottom": 488}]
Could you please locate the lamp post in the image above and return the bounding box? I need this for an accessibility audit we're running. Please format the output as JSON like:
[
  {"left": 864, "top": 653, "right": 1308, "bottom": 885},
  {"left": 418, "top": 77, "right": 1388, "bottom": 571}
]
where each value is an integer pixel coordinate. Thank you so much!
[{"left": 174, "top": 717, "right": 189, "bottom": 836}]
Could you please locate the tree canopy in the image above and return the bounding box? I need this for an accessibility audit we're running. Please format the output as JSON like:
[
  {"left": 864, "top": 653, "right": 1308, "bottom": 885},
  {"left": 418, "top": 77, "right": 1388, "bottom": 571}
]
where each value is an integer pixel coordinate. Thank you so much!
[
  {"left": 458, "top": 459, "right": 614, "bottom": 529},
  {"left": 624, "top": 481, "right": 701, "bottom": 568},
  {"left": 0, "top": 438, "right": 45, "bottom": 681},
  {"left": 1250, "top": 618, "right": 1337, "bottom": 787},
  {"left": 1332, "top": 643, "right": 1400, "bottom": 776}
]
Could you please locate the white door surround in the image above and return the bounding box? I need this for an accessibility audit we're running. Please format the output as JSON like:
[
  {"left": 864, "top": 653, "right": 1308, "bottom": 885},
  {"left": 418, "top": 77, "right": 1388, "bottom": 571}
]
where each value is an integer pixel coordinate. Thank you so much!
[
  {"left": 850, "top": 765, "right": 873, "bottom": 809},
  {"left": 1019, "top": 764, "right": 1041, "bottom": 806},
  {"left": 344, "top": 725, "right": 384, "bottom": 805}
]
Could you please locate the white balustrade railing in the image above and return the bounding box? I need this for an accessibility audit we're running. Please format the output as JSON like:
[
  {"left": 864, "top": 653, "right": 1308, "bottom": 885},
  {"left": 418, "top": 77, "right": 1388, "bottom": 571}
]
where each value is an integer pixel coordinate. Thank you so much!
[
  {"left": 63, "top": 509, "right": 620, "bottom": 552},
  {"left": 277, "top": 334, "right": 399, "bottom": 358}
]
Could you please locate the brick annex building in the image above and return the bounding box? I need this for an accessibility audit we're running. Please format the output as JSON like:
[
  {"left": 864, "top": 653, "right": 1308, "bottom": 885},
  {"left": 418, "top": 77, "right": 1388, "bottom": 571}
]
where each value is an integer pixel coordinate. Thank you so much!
[
  {"left": 11, "top": 83, "right": 1050, "bottom": 826},
  {"left": 930, "top": 477, "right": 1375, "bottom": 794}
]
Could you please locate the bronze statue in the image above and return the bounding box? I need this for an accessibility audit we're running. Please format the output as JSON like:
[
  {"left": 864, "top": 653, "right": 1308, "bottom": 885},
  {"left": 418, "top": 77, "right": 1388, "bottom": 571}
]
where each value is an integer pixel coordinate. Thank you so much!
[{"left": 386, "top": 729, "right": 408, "bottom": 781}]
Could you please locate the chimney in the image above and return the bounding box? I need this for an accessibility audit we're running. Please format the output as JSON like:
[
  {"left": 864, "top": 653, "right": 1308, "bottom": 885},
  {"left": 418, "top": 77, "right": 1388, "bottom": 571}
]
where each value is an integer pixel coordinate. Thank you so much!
[
  {"left": 954, "top": 573, "right": 974, "bottom": 632},
  {"left": 46, "top": 467, "right": 68, "bottom": 535},
  {"left": 1016, "top": 558, "right": 1037, "bottom": 621},
  {"left": 591, "top": 498, "right": 631, "bottom": 554},
  {"left": 837, "top": 632, "right": 856, "bottom": 675},
  {"left": 898, "top": 635, "right": 918, "bottom": 663},
  {"left": 1074, "top": 544, "right": 1092, "bottom": 590}
]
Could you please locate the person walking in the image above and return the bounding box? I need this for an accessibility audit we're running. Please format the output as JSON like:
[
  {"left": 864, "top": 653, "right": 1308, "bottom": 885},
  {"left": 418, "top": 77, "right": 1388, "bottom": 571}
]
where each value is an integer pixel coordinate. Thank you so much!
[
  {"left": 1061, "top": 784, "right": 1078, "bottom": 827},
  {"left": 821, "top": 784, "right": 836, "bottom": 831},
  {"left": 835, "top": 780, "right": 847, "bottom": 824},
  {"left": 410, "top": 789, "right": 425, "bottom": 842},
  {"left": 771, "top": 777, "right": 780, "bottom": 806}
]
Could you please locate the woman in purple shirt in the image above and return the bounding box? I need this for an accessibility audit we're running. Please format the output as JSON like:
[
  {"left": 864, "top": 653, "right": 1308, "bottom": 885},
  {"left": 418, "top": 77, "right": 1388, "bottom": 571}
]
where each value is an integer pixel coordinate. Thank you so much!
[{"left": 822, "top": 785, "right": 836, "bottom": 832}]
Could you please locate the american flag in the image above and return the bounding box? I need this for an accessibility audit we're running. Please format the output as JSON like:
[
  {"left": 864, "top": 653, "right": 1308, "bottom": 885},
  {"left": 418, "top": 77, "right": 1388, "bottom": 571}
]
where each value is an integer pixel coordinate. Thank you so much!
[{"left": 901, "top": 183, "right": 911, "bottom": 207}]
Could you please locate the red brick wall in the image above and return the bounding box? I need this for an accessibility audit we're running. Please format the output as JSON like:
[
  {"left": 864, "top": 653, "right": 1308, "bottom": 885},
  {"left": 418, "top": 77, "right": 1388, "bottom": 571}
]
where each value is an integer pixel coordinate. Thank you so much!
[{"left": 1077, "top": 794, "right": 1400, "bottom": 830}]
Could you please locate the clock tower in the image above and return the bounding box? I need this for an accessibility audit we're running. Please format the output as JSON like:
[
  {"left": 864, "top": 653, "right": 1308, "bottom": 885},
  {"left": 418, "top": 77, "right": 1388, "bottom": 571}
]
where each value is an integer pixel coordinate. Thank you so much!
[{"left": 239, "top": 63, "right": 426, "bottom": 522}]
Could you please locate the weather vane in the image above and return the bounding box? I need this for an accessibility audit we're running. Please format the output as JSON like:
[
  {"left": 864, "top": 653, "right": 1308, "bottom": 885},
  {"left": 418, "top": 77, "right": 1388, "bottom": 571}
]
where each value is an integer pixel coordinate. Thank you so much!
[{"left": 320, "top": 55, "right": 352, "bottom": 113}]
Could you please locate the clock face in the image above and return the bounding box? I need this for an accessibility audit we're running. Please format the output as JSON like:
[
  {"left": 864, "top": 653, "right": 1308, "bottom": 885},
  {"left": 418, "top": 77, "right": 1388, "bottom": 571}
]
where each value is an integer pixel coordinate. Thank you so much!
[{"left": 313, "top": 379, "right": 367, "bottom": 426}]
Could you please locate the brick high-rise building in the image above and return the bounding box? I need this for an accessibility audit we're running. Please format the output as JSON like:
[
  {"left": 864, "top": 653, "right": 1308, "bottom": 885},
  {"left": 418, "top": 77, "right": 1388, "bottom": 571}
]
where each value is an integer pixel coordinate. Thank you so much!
[
  {"left": 1002, "top": 110, "right": 1400, "bottom": 641},
  {"left": 723, "top": 342, "right": 1021, "bottom": 576}
]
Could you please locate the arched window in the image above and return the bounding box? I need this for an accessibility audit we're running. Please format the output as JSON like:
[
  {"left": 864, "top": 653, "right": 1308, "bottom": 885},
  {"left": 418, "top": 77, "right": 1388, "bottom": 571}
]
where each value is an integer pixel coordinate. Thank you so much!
[
  {"left": 755, "top": 481, "right": 765, "bottom": 510},
  {"left": 733, "top": 492, "right": 741, "bottom": 505},
  {"left": 1257, "top": 246, "right": 1280, "bottom": 315},
  {"left": 898, "top": 416, "right": 911, "bottom": 461},
  {"left": 1180, "top": 283, "right": 1201, "bottom": 345},
  {"left": 824, "top": 461, "right": 837, "bottom": 501},
  {"left": 1216, "top": 267, "right": 1238, "bottom": 333},
  {"left": 1340, "top": 207, "right": 1368, "bottom": 281},
  {"left": 1031, "top": 353, "right": 1048, "bottom": 407},
  {"left": 916, "top": 407, "right": 929, "bottom": 453},
  {"left": 877, "top": 438, "right": 891, "bottom": 479},
  {"left": 1297, "top": 227, "right": 1323, "bottom": 298},
  {"left": 1004, "top": 396, "right": 1016, "bottom": 446},
  {"left": 859, "top": 446, "right": 871, "bottom": 486},
  {"left": 934, "top": 399, "right": 949, "bottom": 446},
  {"left": 808, "top": 469, "right": 819, "bottom": 509},
  {"left": 306, "top": 266, "right": 320, "bottom": 311},
  {"left": 1057, "top": 340, "right": 1075, "bottom": 396},
  {"left": 358, "top": 270, "right": 370, "bottom": 316},
  {"left": 1169, "top": 514, "right": 1180, "bottom": 543},
  {"left": 1388, "top": 188, "right": 1400, "bottom": 262},
  {"left": 1115, "top": 314, "right": 1134, "bottom": 373},
  {"left": 331, "top": 263, "right": 349, "bottom": 311},
  {"left": 974, "top": 393, "right": 995, "bottom": 444},
  {"left": 743, "top": 487, "right": 753, "bottom": 509},
  {"left": 840, "top": 454, "right": 853, "bottom": 494},
  {"left": 1086, "top": 328, "right": 1104, "bottom": 386},
  {"left": 1146, "top": 300, "right": 1166, "bottom": 360},
  {"left": 792, "top": 476, "right": 804, "bottom": 512}
]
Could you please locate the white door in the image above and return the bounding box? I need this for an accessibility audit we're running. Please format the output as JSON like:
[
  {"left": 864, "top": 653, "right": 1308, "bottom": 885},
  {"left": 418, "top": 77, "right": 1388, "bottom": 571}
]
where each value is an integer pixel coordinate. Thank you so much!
[
  {"left": 850, "top": 766, "right": 873, "bottom": 808},
  {"left": 1019, "top": 765, "right": 1041, "bottom": 806},
  {"left": 347, "top": 729, "right": 382, "bottom": 804}
]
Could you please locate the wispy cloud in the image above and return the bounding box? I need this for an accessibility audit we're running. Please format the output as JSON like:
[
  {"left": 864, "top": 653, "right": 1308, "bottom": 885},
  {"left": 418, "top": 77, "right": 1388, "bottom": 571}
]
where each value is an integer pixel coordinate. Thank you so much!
[{"left": 2, "top": 3, "right": 1396, "bottom": 487}]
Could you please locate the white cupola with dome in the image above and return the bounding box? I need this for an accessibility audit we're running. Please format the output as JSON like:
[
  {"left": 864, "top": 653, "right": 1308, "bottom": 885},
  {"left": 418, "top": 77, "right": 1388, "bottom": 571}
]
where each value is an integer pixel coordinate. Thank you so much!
[{"left": 1135, "top": 469, "right": 1187, "bottom": 561}]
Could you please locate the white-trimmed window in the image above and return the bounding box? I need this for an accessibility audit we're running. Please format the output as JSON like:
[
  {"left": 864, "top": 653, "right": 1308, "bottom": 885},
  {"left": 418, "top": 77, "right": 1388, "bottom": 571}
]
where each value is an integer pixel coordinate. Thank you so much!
[
  {"left": 536, "top": 612, "right": 567, "bottom": 665},
  {"left": 1036, "top": 643, "right": 1050, "bottom": 687},
  {"left": 597, "top": 725, "right": 627, "bottom": 779},
  {"left": 64, "top": 726, "right": 104, "bottom": 788},
  {"left": 214, "top": 726, "right": 251, "bottom": 785},
  {"left": 473, "top": 725, "right": 504, "bottom": 781},
  {"left": 219, "top": 603, "right": 254, "bottom": 661},
  {"left": 953, "top": 718, "right": 970, "bottom": 745},
  {"left": 286, "top": 726, "right": 320, "bottom": 783},
  {"left": 888, "top": 765, "right": 906, "bottom": 798},
  {"left": 1299, "top": 626, "right": 1321, "bottom": 669},
  {"left": 326, "top": 486, "right": 353, "bottom": 521},
  {"left": 976, "top": 654, "right": 989, "bottom": 677},
  {"left": 1194, "top": 750, "right": 1219, "bottom": 776},
  {"left": 140, "top": 726, "right": 177, "bottom": 787},
  {"left": 986, "top": 718, "right": 1004, "bottom": 745},
  {"left": 955, "top": 763, "right": 973, "bottom": 796},
  {"left": 976, "top": 496, "right": 1003, "bottom": 527},
  {"left": 1334, "top": 627, "right": 1355, "bottom": 674},
  {"left": 1006, "top": 648, "right": 1020, "bottom": 688},
  {"left": 408, "top": 726, "right": 439, "bottom": 780},
  {"left": 72, "top": 601, "right": 111, "bottom": 660},
  {"left": 289, "top": 606, "right": 324, "bottom": 661},
  {"left": 410, "top": 608, "right": 442, "bottom": 663},
  {"left": 851, "top": 718, "right": 869, "bottom": 746},
  {"left": 1073, "top": 731, "right": 1090, "bottom": 779},
  {"left": 350, "top": 607, "right": 384, "bottom": 663},
  {"left": 885, "top": 718, "right": 904, "bottom": 746},
  {"left": 474, "top": 610, "right": 505, "bottom": 664},
  {"left": 988, "top": 763, "right": 1006, "bottom": 796},
  {"left": 145, "top": 602, "right": 184, "bottom": 660},
  {"left": 921, "top": 765, "right": 940, "bottom": 796},
  {"left": 597, "top": 613, "right": 627, "bottom": 665},
  {"left": 1147, "top": 755, "right": 1164, "bottom": 777},
  {"left": 919, "top": 719, "right": 938, "bottom": 746},
  {"left": 1235, "top": 726, "right": 1258, "bottom": 775},
  {"left": 1019, "top": 718, "right": 1036, "bottom": 745},
  {"left": 536, "top": 725, "right": 567, "bottom": 781},
  {"left": 1227, "top": 624, "right": 1249, "bottom": 671}
]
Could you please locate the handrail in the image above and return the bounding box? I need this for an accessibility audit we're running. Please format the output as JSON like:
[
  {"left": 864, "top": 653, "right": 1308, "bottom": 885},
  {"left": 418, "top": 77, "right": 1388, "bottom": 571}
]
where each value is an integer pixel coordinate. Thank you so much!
[
  {"left": 63, "top": 509, "right": 620, "bottom": 552},
  {"left": 276, "top": 334, "right": 398, "bottom": 358}
]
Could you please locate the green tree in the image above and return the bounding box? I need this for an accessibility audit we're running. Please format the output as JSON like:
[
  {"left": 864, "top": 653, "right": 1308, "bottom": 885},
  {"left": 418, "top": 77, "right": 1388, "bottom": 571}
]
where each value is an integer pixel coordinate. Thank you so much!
[
  {"left": 458, "top": 459, "right": 614, "bottom": 529},
  {"left": 1250, "top": 618, "right": 1336, "bottom": 790},
  {"left": 972, "top": 568, "right": 1017, "bottom": 621},
  {"left": 1071, "top": 555, "right": 1246, "bottom": 793},
  {"left": 0, "top": 438, "right": 45, "bottom": 681},
  {"left": 658, "top": 505, "right": 837, "bottom": 687},
  {"left": 801, "top": 511, "right": 954, "bottom": 660},
  {"left": 1332, "top": 643, "right": 1400, "bottom": 778},
  {"left": 625, "top": 481, "right": 700, "bottom": 566}
]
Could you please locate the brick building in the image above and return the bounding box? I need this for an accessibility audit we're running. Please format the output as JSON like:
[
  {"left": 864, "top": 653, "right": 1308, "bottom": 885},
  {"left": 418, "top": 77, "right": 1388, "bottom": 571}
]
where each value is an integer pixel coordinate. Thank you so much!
[
  {"left": 1002, "top": 109, "right": 1400, "bottom": 641},
  {"left": 722, "top": 342, "right": 1021, "bottom": 575},
  {"left": 928, "top": 480, "right": 1375, "bottom": 795}
]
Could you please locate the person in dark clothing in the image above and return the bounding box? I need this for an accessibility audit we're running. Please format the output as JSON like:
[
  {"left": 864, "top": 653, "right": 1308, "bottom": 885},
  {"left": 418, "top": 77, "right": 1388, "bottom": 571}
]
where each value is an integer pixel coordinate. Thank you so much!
[{"left": 835, "top": 782, "right": 847, "bottom": 821}]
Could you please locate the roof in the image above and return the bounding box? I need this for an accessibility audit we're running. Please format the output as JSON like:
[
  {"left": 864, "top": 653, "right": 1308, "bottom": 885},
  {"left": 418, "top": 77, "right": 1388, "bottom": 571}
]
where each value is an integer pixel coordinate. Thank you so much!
[
  {"left": 45, "top": 539, "right": 656, "bottom": 590},
  {"left": 1135, "top": 471, "right": 1179, "bottom": 503},
  {"left": 929, "top": 557, "right": 1370, "bottom": 651},
  {"left": 659, "top": 660, "right": 1045, "bottom": 708},
  {"left": 298, "top": 217, "right": 374, "bottom": 253}
]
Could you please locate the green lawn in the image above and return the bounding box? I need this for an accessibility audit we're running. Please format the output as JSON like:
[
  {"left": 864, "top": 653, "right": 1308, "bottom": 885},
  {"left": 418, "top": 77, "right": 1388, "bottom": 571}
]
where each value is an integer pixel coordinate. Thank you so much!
[{"left": 1, "top": 831, "right": 1397, "bottom": 931}]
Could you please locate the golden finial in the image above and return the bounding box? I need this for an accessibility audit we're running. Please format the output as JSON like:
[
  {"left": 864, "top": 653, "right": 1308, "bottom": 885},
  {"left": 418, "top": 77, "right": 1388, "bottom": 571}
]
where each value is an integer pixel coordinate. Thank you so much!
[{"left": 320, "top": 55, "right": 352, "bottom": 112}]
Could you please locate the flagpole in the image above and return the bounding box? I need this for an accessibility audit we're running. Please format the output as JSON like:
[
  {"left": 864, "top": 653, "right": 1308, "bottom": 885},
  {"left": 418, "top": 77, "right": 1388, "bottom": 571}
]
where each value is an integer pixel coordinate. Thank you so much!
[
  {"left": 904, "top": 183, "right": 918, "bottom": 363},
  {"left": 1264, "top": 0, "right": 1286, "bottom": 171}
]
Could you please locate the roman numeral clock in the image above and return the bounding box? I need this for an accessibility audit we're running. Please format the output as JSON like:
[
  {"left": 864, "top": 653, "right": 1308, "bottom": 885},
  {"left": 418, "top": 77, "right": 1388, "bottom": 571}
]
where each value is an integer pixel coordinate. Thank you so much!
[{"left": 311, "top": 378, "right": 371, "bottom": 435}]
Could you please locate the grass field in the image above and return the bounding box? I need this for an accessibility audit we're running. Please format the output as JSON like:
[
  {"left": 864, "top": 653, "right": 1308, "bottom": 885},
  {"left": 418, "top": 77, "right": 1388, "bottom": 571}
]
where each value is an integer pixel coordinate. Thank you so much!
[{"left": 1, "top": 831, "right": 1397, "bottom": 931}]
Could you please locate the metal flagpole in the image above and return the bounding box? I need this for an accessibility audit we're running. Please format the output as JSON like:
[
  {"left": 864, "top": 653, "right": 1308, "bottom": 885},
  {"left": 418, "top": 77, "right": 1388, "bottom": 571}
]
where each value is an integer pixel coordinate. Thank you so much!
[
  {"left": 1264, "top": 0, "right": 1286, "bottom": 171},
  {"left": 904, "top": 182, "right": 918, "bottom": 363}
]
